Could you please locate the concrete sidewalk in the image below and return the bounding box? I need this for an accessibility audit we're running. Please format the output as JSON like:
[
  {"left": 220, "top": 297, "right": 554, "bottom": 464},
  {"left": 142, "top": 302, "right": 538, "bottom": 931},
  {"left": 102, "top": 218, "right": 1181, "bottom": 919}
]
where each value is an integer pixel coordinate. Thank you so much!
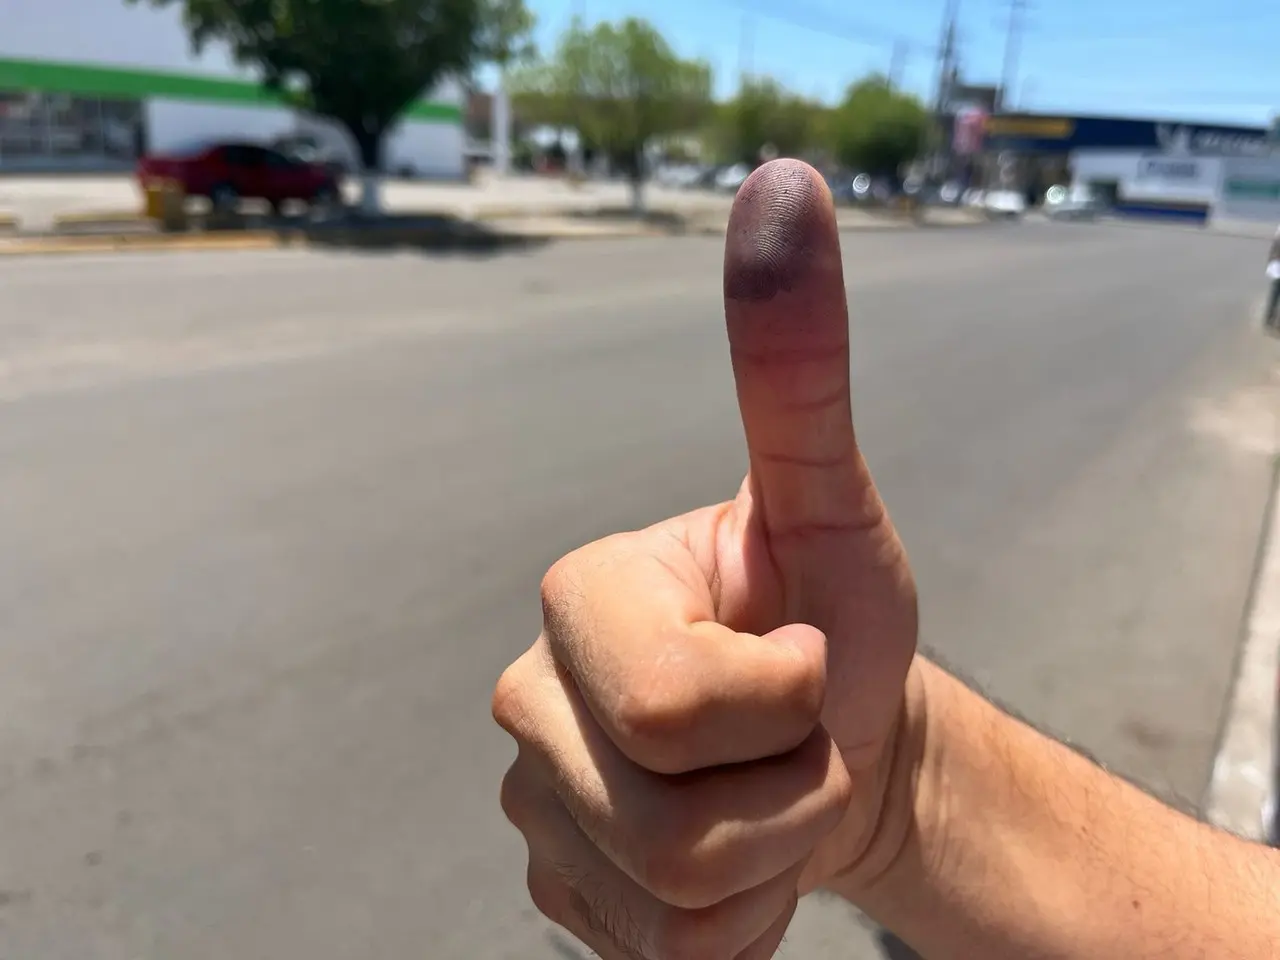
[{"left": 1205, "top": 348, "right": 1280, "bottom": 842}]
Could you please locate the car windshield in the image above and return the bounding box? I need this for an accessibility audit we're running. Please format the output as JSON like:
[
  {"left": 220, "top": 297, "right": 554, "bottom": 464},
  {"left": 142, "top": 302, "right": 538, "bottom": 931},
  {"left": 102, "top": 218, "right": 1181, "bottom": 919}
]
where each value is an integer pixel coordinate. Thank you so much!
[{"left": 158, "top": 138, "right": 223, "bottom": 159}]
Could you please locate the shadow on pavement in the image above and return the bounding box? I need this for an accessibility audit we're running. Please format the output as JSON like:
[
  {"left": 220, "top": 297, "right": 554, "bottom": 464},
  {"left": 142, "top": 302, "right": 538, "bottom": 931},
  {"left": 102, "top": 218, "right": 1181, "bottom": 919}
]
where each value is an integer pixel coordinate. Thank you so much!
[
  {"left": 287, "top": 213, "right": 550, "bottom": 258},
  {"left": 878, "top": 929, "right": 925, "bottom": 958},
  {"left": 41, "top": 210, "right": 552, "bottom": 259},
  {"left": 563, "top": 206, "right": 706, "bottom": 232}
]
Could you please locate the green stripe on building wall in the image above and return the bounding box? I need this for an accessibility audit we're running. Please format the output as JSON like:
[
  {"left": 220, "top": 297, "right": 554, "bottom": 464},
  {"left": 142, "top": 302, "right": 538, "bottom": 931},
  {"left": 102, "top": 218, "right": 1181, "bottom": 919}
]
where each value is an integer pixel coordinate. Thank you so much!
[
  {"left": 1225, "top": 179, "right": 1280, "bottom": 200},
  {"left": 0, "top": 56, "right": 462, "bottom": 123}
]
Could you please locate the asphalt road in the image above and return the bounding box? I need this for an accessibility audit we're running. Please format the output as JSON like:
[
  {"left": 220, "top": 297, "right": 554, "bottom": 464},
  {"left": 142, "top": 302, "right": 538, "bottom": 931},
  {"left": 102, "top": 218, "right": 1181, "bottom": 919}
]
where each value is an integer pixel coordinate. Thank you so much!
[{"left": 0, "top": 220, "right": 1277, "bottom": 959}]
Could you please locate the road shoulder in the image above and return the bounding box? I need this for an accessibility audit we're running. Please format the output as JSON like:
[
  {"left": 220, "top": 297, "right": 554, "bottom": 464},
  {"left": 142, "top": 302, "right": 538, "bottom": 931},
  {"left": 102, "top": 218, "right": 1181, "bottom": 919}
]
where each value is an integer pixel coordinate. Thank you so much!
[{"left": 1206, "top": 445, "right": 1280, "bottom": 842}]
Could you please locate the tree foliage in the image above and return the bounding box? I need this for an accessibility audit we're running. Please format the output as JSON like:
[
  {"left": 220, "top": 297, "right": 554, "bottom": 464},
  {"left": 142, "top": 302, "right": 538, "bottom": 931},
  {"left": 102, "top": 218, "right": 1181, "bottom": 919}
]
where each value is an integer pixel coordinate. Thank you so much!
[
  {"left": 714, "top": 77, "right": 822, "bottom": 165},
  {"left": 128, "top": 0, "right": 534, "bottom": 169},
  {"left": 828, "top": 76, "right": 929, "bottom": 176},
  {"left": 509, "top": 18, "right": 711, "bottom": 191}
]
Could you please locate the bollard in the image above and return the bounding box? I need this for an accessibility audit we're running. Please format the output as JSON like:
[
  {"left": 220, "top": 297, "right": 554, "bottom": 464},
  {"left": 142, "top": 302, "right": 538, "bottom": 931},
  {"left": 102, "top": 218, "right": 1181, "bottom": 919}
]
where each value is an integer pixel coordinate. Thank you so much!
[{"left": 143, "top": 178, "right": 188, "bottom": 232}]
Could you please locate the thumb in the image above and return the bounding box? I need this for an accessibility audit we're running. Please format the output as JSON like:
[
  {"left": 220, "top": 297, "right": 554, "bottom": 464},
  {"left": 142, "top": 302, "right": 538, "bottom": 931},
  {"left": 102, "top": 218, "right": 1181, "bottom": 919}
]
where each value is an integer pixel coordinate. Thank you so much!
[{"left": 723, "top": 159, "right": 879, "bottom": 539}]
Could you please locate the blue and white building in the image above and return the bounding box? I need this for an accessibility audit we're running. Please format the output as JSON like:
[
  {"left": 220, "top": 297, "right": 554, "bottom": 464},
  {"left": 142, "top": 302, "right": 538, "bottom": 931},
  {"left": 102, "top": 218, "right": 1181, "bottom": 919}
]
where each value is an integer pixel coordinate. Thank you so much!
[{"left": 984, "top": 112, "right": 1280, "bottom": 224}]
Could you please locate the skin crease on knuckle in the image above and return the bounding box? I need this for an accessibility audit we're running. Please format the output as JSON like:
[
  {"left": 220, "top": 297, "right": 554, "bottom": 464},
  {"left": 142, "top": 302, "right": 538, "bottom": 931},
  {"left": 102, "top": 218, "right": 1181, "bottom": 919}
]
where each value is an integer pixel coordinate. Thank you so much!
[
  {"left": 539, "top": 537, "right": 829, "bottom": 777},
  {"left": 605, "top": 622, "right": 827, "bottom": 777},
  {"left": 504, "top": 665, "right": 848, "bottom": 919}
]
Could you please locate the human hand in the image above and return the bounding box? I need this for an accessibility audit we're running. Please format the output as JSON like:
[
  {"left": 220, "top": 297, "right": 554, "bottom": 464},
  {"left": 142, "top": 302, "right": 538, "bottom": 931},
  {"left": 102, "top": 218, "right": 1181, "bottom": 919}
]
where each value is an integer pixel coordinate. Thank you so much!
[{"left": 493, "top": 159, "right": 919, "bottom": 959}]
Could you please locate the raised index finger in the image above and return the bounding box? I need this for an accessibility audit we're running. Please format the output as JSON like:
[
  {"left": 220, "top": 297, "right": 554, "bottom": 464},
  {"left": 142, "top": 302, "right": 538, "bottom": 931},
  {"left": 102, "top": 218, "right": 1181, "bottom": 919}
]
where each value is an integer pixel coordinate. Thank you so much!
[{"left": 724, "top": 160, "right": 877, "bottom": 538}]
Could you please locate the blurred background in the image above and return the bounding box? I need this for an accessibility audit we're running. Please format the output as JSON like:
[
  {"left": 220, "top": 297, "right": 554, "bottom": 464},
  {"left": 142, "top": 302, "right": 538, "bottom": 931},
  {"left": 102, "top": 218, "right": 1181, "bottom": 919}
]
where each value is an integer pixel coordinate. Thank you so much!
[{"left": 1, "top": 2, "right": 1279, "bottom": 959}]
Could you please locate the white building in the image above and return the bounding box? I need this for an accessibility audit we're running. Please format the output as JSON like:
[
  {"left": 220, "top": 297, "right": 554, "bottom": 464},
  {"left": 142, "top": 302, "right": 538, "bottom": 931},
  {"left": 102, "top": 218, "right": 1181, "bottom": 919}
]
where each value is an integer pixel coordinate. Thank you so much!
[
  {"left": 1068, "top": 124, "right": 1280, "bottom": 225},
  {"left": 0, "top": 0, "right": 467, "bottom": 177}
]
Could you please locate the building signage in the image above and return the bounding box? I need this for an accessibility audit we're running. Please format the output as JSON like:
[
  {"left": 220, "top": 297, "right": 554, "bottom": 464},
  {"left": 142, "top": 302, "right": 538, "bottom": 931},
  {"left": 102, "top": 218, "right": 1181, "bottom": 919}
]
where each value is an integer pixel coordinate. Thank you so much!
[
  {"left": 1137, "top": 155, "right": 1202, "bottom": 180},
  {"left": 984, "top": 116, "right": 1075, "bottom": 139},
  {"left": 981, "top": 113, "right": 1270, "bottom": 157},
  {"left": 1156, "top": 123, "right": 1268, "bottom": 157}
]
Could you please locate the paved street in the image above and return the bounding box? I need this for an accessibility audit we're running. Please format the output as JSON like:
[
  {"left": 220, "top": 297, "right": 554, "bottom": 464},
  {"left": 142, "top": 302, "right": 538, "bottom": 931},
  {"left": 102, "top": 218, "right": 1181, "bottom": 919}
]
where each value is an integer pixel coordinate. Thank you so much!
[{"left": 0, "top": 220, "right": 1277, "bottom": 959}]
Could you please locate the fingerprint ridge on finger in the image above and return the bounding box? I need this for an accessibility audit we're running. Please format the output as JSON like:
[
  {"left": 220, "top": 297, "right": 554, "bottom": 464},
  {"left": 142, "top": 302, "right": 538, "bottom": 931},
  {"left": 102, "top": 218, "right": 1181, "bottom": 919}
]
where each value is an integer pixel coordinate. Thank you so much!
[{"left": 724, "top": 159, "right": 831, "bottom": 304}]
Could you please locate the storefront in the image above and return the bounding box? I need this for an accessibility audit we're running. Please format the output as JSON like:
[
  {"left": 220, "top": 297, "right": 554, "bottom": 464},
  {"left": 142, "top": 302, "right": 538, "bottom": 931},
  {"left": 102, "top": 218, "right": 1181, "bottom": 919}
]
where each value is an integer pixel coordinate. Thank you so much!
[
  {"left": 1216, "top": 156, "right": 1280, "bottom": 224},
  {"left": 0, "top": 0, "right": 467, "bottom": 177},
  {"left": 982, "top": 113, "right": 1273, "bottom": 222}
]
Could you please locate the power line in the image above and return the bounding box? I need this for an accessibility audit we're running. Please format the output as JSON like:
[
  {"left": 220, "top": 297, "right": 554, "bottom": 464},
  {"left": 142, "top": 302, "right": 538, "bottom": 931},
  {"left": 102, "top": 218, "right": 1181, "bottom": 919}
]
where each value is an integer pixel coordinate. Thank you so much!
[{"left": 715, "top": 0, "right": 938, "bottom": 57}]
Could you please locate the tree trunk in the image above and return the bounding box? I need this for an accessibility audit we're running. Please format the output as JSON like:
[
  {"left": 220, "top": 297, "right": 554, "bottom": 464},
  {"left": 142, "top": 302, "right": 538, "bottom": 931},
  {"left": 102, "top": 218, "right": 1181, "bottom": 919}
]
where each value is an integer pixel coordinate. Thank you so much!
[
  {"left": 629, "top": 143, "right": 647, "bottom": 216},
  {"left": 629, "top": 169, "right": 645, "bottom": 215},
  {"left": 349, "top": 123, "right": 385, "bottom": 217}
]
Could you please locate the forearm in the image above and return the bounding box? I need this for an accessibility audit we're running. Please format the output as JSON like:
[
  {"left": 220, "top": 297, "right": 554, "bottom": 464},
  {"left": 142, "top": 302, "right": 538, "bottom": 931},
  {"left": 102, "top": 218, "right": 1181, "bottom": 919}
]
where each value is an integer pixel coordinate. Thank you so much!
[{"left": 837, "top": 657, "right": 1280, "bottom": 959}]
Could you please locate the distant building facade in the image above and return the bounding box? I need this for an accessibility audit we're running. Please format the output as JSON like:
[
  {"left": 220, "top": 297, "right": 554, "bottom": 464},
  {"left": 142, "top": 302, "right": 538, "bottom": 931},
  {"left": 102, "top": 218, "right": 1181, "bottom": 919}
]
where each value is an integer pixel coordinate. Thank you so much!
[
  {"left": 0, "top": 0, "right": 467, "bottom": 177},
  {"left": 982, "top": 112, "right": 1277, "bottom": 223}
]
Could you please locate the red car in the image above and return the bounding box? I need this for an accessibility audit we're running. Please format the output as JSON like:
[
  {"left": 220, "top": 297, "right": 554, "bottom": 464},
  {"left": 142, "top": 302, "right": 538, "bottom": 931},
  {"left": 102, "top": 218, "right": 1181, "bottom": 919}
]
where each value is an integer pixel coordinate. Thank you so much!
[{"left": 136, "top": 140, "right": 342, "bottom": 214}]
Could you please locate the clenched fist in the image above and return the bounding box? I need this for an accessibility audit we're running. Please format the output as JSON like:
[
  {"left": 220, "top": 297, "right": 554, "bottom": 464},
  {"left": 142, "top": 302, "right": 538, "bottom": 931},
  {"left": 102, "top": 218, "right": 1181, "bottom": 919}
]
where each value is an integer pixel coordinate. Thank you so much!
[{"left": 493, "top": 159, "right": 919, "bottom": 959}]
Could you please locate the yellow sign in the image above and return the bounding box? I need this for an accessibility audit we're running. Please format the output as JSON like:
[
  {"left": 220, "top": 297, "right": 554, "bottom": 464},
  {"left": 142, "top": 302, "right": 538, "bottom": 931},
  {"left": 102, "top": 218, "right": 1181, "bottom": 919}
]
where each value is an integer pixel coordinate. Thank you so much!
[{"left": 984, "top": 116, "right": 1076, "bottom": 139}]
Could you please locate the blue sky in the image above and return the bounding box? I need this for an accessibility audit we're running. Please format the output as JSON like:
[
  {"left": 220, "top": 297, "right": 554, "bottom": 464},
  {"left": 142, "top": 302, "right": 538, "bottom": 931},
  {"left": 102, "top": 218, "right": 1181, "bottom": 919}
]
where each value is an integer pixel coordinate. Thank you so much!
[{"left": 518, "top": 0, "right": 1280, "bottom": 127}]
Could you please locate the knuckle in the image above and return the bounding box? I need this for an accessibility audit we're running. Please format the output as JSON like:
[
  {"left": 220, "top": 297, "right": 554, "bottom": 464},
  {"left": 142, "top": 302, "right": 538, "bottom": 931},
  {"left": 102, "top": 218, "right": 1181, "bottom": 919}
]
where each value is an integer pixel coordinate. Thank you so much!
[
  {"left": 526, "top": 861, "right": 563, "bottom": 925},
  {"left": 492, "top": 640, "right": 555, "bottom": 738},
  {"left": 638, "top": 826, "right": 733, "bottom": 911},
  {"left": 539, "top": 548, "right": 593, "bottom": 637},
  {"left": 772, "top": 651, "right": 826, "bottom": 729},
  {"left": 498, "top": 761, "right": 535, "bottom": 831},
  {"left": 491, "top": 656, "right": 534, "bottom": 737},
  {"left": 610, "top": 668, "right": 704, "bottom": 756}
]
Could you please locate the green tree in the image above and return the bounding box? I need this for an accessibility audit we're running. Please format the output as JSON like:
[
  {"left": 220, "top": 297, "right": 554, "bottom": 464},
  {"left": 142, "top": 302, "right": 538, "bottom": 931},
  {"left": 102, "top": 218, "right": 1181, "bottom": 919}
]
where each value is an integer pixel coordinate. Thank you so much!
[
  {"left": 715, "top": 77, "right": 822, "bottom": 165},
  {"left": 828, "top": 75, "right": 929, "bottom": 177},
  {"left": 510, "top": 17, "right": 712, "bottom": 211},
  {"left": 129, "top": 0, "right": 534, "bottom": 210}
]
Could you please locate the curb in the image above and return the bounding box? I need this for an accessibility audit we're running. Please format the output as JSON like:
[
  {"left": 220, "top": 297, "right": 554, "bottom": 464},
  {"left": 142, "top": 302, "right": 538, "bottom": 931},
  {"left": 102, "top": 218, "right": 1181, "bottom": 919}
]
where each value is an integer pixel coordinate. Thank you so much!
[
  {"left": 0, "top": 231, "right": 288, "bottom": 256},
  {"left": 1205, "top": 446, "right": 1280, "bottom": 843},
  {"left": 0, "top": 209, "right": 989, "bottom": 257},
  {"left": 52, "top": 210, "right": 148, "bottom": 228}
]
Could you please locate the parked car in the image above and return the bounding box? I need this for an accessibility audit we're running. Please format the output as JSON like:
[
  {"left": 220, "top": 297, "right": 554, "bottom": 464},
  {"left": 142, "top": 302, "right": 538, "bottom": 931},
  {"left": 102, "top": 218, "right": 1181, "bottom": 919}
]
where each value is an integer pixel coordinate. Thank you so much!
[
  {"left": 984, "top": 189, "right": 1027, "bottom": 219},
  {"left": 715, "top": 163, "right": 752, "bottom": 193},
  {"left": 271, "top": 133, "right": 352, "bottom": 178},
  {"left": 136, "top": 140, "right": 343, "bottom": 215},
  {"left": 653, "top": 164, "right": 705, "bottom": 190},
  {"left": 823, "top": 170, "right": 856, "bottom": 205},
  {"left": 1044, "top": 183, "right": 1107, "bottom": 221},
  {"left": 938, "top": 180, "right": 964, "bottom": 205}
]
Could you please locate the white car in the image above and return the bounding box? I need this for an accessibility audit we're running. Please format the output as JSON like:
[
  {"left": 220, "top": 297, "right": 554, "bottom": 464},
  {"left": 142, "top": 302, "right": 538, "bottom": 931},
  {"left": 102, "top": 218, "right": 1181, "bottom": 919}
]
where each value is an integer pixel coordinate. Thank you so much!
[
  {"left": 715, "top": 163, "right": 752, "bottom": 193},
  {"left": 654, "top": 164, "right": 704, "bottom": 189},
  {"left": 1044, "top": 184, "right": 1107, "bottom": 221},
  {"left": 984, "top": 189, "right": 1027, "bottom": 219}
]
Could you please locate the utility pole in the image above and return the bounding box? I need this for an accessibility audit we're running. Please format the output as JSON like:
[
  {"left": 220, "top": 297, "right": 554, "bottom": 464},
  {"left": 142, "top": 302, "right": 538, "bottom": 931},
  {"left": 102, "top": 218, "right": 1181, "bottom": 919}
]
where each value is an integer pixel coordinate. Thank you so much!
[
  {"left": 932, "top": 0, "right": 959, "bottom": 116},
  {"left": 888, "top": 40, "right": 907, "bottom": 91},
  {"left": 930, "top": 0, "right": 959, "bottom": 178},
  {"left": 999, "top": 0, "right": 1027, "bottom": 112}
]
